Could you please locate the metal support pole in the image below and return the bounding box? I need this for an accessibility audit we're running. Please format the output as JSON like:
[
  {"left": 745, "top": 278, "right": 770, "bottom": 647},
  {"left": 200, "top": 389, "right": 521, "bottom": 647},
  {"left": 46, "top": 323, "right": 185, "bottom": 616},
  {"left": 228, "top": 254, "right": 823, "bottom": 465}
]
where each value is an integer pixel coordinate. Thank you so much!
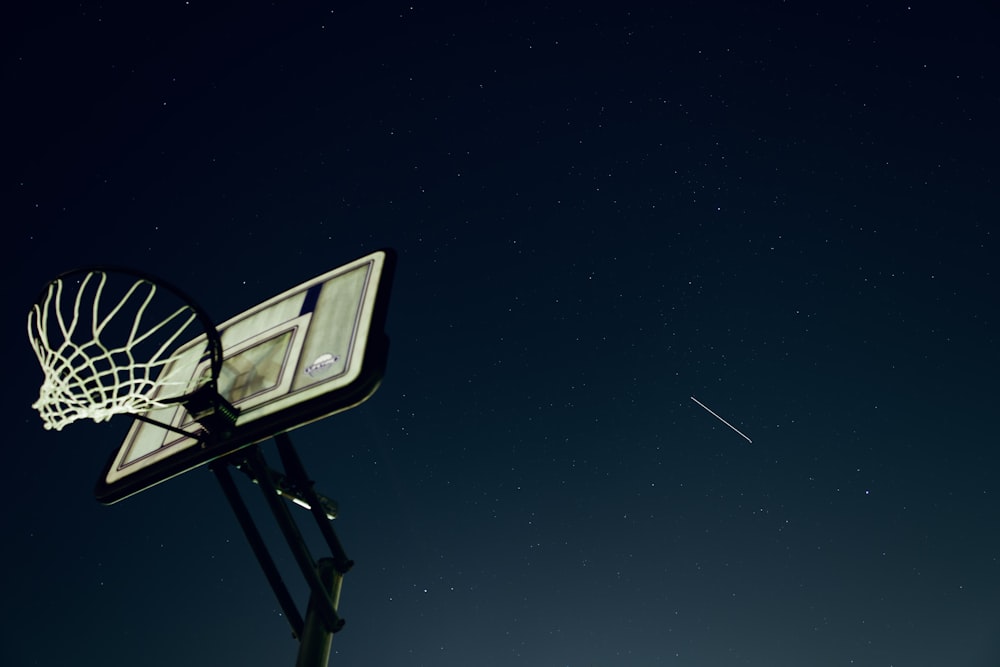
[
  {"left": 212, "top": 434, "right": 352, "bottom": 666},
  {"left": 211, "top": 457, "right": 304, "bottom": 638},
  {"left": 244, "top": 446, "right": 345, "bottom": 634},
  {"left": 295, "top": 558, "right": 342, "bottom": 667},
  {"left": 274, "top": 432, "right": 354, "bottom": 574}
]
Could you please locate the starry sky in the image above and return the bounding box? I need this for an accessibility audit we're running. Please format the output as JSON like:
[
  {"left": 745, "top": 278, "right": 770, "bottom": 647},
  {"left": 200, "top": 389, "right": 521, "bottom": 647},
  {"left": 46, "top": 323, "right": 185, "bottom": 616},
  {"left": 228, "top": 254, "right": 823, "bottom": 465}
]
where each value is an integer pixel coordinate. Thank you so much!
[{"left": 5, "top": 3, "right": 999, "bottom": 666}]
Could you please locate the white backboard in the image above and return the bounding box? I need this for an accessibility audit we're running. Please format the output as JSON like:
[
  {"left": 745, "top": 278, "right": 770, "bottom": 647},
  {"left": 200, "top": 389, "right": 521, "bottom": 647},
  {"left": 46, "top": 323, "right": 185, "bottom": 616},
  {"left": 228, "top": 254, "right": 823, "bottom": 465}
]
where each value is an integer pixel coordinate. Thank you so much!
[{"left": 96, "top": 249, "right": 395, "bottom": 503}]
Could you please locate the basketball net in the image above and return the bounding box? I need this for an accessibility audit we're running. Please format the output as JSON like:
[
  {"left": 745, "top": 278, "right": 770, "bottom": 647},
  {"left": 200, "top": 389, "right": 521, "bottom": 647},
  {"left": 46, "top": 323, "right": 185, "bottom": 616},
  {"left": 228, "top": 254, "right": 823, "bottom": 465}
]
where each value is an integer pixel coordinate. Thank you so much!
[{"left": 28, "top": 271, "right": 201, "bottom": 431}]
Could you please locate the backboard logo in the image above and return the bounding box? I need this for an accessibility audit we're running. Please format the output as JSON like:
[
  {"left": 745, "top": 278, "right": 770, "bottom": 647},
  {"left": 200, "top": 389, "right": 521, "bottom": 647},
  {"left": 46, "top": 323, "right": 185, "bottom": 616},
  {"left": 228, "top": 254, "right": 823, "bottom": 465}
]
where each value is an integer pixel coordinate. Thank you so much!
[{"left": 304, "top": 353, "right": 341, "bottom": 378}]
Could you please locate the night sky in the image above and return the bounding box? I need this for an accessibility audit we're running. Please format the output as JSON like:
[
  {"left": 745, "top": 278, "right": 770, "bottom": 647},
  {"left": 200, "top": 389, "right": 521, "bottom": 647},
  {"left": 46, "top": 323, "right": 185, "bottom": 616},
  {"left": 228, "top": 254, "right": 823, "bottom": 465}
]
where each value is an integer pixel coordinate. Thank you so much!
[{"left": 5, "top": 3, "right": 999, "bottom": 666}]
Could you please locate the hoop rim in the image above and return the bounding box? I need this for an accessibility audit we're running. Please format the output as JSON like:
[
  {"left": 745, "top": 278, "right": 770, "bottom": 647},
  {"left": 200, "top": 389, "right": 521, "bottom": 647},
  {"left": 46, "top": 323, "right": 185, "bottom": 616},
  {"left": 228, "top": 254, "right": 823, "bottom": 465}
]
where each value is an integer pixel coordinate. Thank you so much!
[{"left": 32, "top": 265, "right": 226, "bottom": 407}]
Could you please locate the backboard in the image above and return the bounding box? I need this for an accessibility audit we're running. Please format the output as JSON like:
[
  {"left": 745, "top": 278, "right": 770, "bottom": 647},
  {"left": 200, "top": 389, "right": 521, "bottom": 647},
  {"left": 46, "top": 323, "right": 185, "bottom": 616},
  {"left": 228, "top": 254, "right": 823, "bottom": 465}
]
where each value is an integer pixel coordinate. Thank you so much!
[{"left": 95, "top": 249, "right": 395, "bottom": 504}]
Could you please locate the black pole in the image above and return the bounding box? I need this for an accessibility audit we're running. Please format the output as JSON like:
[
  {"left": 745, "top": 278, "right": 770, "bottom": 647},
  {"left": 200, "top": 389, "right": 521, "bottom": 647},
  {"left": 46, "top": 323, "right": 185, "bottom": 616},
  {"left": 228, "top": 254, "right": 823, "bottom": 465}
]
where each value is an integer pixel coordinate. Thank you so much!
[
  {"left": 244, "top": 446, "right": 345, "bottom": 634},
  {"left": 211, "top": 456, "right": 304, "bottom": 638},
  {"left": 274, "top": 432, "right": 353, "bottom": 574},
  {"left": 295, "top": 558, "right": 341, "bottom": 667}
]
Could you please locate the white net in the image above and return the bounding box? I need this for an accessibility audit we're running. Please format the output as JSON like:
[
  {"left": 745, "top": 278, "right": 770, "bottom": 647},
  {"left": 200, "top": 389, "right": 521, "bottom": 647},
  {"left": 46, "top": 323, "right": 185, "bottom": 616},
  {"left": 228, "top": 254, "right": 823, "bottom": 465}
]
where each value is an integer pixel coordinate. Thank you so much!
[{"left": 28, "top": 271, "right": 203, "bottom": 431}]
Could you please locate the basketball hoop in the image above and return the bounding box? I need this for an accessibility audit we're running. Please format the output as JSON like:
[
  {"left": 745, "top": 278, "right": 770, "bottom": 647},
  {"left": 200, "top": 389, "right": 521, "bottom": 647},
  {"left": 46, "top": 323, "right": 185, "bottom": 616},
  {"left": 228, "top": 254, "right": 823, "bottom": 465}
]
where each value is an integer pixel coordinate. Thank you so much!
[
  {"left": 27, "top": 267, "right": 227, "bottom": 432},
  {"left": 25, "top": 253, "right": 399, "bottom": 660}
]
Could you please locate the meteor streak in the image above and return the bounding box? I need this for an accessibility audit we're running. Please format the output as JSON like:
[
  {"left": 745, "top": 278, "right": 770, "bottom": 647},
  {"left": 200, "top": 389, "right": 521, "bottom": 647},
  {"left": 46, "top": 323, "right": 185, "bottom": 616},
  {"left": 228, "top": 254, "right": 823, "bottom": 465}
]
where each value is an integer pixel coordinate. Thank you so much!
[{"left": 690, "top": 396, "right": 753, "bottom": 443}]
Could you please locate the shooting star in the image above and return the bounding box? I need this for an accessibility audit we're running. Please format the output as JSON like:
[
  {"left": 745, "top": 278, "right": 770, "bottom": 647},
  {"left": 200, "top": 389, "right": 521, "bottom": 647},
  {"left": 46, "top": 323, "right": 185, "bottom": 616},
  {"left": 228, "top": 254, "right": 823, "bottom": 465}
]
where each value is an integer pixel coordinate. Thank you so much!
[{"left": 690, "top": 396, "right": 753, "bottom": 444}]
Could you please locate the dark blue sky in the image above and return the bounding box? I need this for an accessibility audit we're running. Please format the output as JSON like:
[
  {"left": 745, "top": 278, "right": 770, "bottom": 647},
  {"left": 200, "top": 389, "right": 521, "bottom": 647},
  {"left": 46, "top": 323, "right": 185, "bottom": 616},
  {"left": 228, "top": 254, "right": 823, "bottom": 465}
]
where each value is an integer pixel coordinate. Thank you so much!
[{"left": 6, "top": 3, "right": 999, "bottom": 666}]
